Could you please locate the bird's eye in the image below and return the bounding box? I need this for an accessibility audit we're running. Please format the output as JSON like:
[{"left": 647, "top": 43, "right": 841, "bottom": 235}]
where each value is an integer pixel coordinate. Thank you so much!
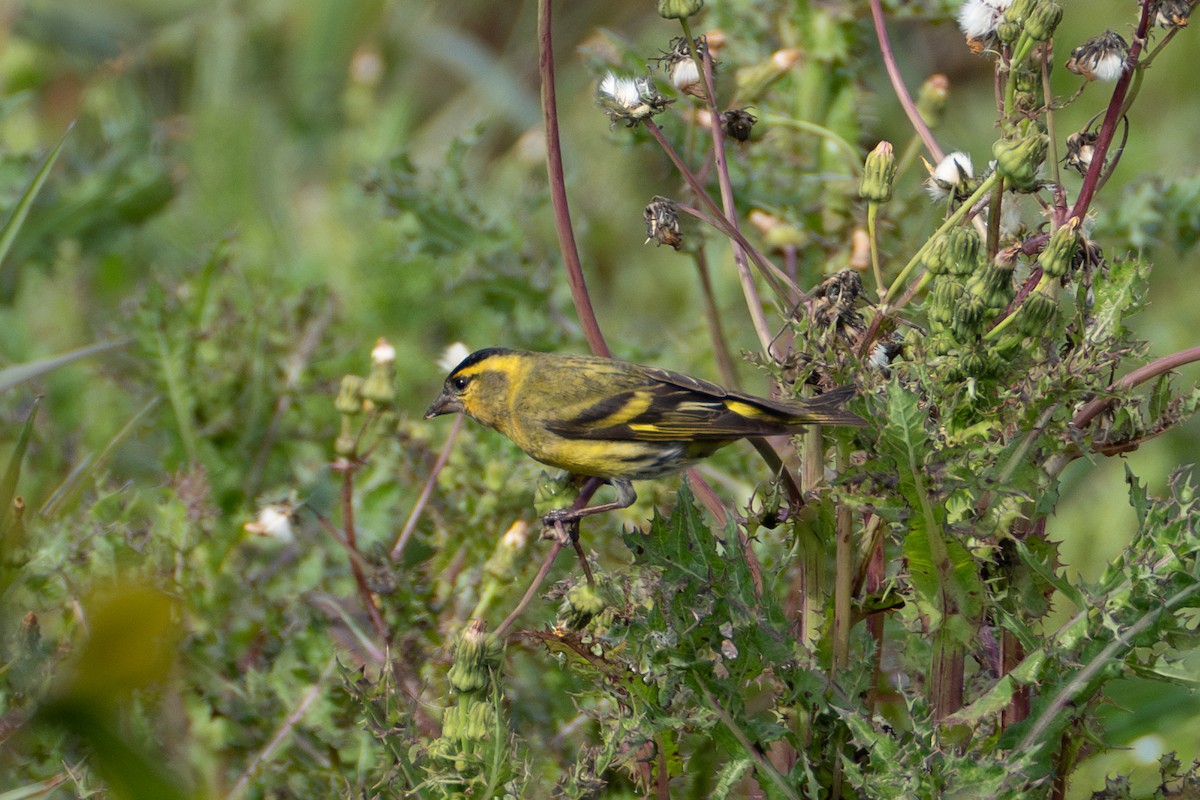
[{"left": 451, "top": 376, "right": 470, "bottom": 391}]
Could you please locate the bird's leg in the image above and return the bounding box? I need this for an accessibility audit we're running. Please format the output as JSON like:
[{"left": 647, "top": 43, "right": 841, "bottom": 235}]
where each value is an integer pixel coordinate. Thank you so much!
[
  {"left": 542, "top": 478, "right": 637, "bottom": 526},
  {"left": 543, "top": 477, "right": 636, "bottom": 585}
]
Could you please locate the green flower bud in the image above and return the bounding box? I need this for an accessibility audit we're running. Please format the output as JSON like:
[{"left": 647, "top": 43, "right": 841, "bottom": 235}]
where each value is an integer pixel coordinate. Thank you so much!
[
  {"left": 968, "top": 261, "right": 1015, "bottom": 309},
  {"left": 1003, "top": 0, "right": 1037, "bottom": 25},
  {"left": 916, "top": 75, "right": 949, "bottom": 127},
  {"left": 657, "top": 0, "right": 703, "bottom": 19},
  {"left": 463, "top": 701, "right": 497, "bottom": 740},
  {"left": 953, "top": 295, "right": 989, "bottom": 340},
  {"left": 996, "top": 19, "right": 1022, "bottom": 45},
  {"left": 484, "top": 520, "right": 530, "bottom": 580},
  {"left": 447, "top": 620, "right": 503, "bottom": 695},
  {"left": 1018, "top": 286, "right": 1058, "bottom": 334},
  {"left": 1039, "top": 219, "right": 1080, "bottom": 279},
  {"left": 946, "top": 228, "right": 982, "bottom": 277},
  {"left": 924, "top": 234, "right": 953, "bottom": 277},
  {"left": 1026, "top": 0, "right": 1063, "bottom": 41},
  {"left": 335, "top": 375, "right": 365, "bottom": 415},
  {"left": 859, "top": 141, "right": 897, "bottom": 204},
  {"left": 928, "top": 279, "right": 963, "bottom": 329},
  {"left": 993, "top": 132, "right": 1048, "bottom": 191},
  {"left": 335, "top": 415, "right": 358, "bottom": 457},
  {"left": 361, "top": 338, "right": 397, "bottom": 405}
]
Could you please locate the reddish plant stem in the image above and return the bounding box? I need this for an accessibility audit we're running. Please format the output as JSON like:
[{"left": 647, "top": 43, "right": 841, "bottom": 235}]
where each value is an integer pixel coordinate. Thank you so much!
[
  {"left": 314, "top": 484, "right": 390, "bottom": 643},
  {"left": 538, "top": 0, "right": 610, "bottom": 358},
  {"left": 1072, "top": 344, "right": 1200, "bottom": 428},
  {"left": 1067, "top": 1, "right": 1153, "bottom": 224},
  {"left": 391, "top": 414, "right": 463, "bottom": 561},
  {"left": 868, "top": 0, "right": 944, "bottom": 163}
]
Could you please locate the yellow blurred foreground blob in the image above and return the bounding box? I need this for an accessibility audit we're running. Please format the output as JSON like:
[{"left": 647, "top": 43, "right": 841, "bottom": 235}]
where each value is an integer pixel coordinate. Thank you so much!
[{"left": 55, "top": 583, "right": 182, "bottom": 706}]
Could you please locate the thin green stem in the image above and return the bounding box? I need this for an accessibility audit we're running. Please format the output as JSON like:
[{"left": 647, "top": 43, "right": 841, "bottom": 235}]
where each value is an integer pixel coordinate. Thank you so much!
[
  {"left": 882, "top": 172, "right": 1000, "bottom": 305},
  {"left": 866, "top": 202, "right": 885, "bottom": 299},
  {"left": 759, "top": 112, "right": 863, "bottom": 172}
]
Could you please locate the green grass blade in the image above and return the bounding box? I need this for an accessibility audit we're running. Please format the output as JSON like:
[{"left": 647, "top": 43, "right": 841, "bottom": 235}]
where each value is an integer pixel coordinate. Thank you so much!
[
  {"left": 0, "top": 399, "right": 39, "bottom": 542},
  {"left": 0, "top": 122, "right": 73, "bottom": 281},
  {"left": 0, "top": 338, "right": 130, "bottom": 393}
]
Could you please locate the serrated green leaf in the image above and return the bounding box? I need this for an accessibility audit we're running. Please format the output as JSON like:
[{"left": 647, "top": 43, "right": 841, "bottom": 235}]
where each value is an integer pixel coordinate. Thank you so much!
[{"left": 1087, "top": 256, "right": 1149, "bottom": 343}]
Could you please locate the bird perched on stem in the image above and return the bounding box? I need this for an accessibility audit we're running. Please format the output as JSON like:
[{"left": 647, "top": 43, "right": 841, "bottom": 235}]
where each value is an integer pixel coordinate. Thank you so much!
[{"left": 425, "top": 347, "right": 865, "bottom": 526}]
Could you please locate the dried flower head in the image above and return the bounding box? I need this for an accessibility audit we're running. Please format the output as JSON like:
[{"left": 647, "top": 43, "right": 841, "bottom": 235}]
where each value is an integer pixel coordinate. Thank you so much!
[
  {"left": 643, "top": 196, "right": 682, "bottom": 250},
  {"left": 925, "top": 151, "right": 975, "bottom": 200},
  {"left": 1066, "top": 30, "right": 1129, "bottom": 82},
  {"left": 655, "top": 37, "right": 709, "bottom": 98},
  {"left": 720, "top": 108, "right": 757, "bottom": 142},
  {"left": 1063, "top": 130, "right": 1100, "bottom": 175},
  {"left": 244, "top": 502, "right": 296, "bottom": 543},
  {"left": 957, "top": 0, "right": 1014, "bottom": 51},
  {"left": 1154, "top": 0, "right": 1192, "bottom": 29},
  {"left": 598, "top": 72, "right": 672, "bottom": 126}
]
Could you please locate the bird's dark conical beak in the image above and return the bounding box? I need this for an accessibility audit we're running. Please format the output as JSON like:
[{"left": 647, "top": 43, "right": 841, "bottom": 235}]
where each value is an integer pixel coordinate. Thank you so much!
[{"left": 424, "top": 389, "right": 463, "bottom": 419}]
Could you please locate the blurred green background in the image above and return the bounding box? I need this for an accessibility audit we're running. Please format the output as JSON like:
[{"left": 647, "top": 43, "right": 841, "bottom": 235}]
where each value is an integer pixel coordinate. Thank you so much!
[{"left": 1, "top": 0, "right": 1198, "bottom": 795}]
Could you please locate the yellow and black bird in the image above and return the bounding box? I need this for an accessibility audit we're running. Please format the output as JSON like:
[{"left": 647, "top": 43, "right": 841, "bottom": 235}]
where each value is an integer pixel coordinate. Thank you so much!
[
  {"left": 427, "top": 347, "right": 859, "bottom": 522},
  {"left": 425, "top": 348, "right": 864, "bottom": 523}
]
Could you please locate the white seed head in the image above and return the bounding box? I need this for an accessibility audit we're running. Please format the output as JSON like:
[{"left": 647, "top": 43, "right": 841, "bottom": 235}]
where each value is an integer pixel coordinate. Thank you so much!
[
  {"left": 926, "top": 152, "right": 974, "bottom": 199},
  {"left": 371, "top": 337, "right": 396, "bottom": 365},
  {"left": 599, "top": 72, "right": 642, "bottom": 109},
  {"left": 957, "top": 0, "right": 1013, "bottom": 40},
  {"left": 244, "top": 504, "right": 295, "bottom": 543},
  {"left": 438, "top": 341, "right": 471, "bottom": 372}
]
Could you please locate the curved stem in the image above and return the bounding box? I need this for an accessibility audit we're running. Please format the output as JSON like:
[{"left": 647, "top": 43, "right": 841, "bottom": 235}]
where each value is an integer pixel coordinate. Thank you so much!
[
  {"left": 391, "top": 414, "right": 463, "bottom": 560},
  {"left": 538, "top": 0, "right": 610, "bottom": 358},
  {"left": 868, "top": 0, "right": 944, "bottom": 163},
  {"left": 759, "top": 112, "right": 863, "bottom": 172},
  {"left": 1072, "top": 345, "right": 1200, "bottom": 429}
]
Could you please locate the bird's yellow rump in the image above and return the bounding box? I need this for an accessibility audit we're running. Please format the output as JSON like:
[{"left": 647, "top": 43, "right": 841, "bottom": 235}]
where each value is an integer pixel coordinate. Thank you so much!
[{"left": 426, "top": 347, "right": 864, "bottom": 522}]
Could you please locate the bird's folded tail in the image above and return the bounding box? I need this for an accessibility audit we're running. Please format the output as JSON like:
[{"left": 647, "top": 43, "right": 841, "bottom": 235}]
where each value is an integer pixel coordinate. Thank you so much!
[{"left": 786, "top": 385, "right": 867, "bottom": 427}]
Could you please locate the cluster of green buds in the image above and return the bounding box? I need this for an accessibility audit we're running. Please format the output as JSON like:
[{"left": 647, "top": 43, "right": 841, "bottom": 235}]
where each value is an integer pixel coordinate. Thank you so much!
[
  {"left": 922, "top": 227, "right": 1016, "bottom": 380},
  {"left": 333, "top": 338, "right": 398, "bottom": 457},
  {"left": 643, "top": 196, "right": 682, "bottom": 250},
  {"left": 447, "top": 619, "right": 504, "bottom": 695},
  {"left": 431, "top": 621, "right": 505, "bottom": 771},
  {"left": 993, "top": 130, "right": 1048, "bottom": 192}
]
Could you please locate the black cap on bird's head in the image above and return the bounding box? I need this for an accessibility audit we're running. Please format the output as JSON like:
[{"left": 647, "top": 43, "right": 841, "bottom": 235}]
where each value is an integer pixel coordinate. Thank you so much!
[{"left": 424, "top": 347, "right": 515, "bottom": 419}]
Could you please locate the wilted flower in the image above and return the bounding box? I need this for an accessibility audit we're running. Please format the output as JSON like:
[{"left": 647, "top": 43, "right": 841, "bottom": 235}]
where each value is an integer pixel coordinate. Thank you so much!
[
  {"left": 1063, "top": 130, "right": 1100, "bottom": 175},
  {"left": 1154, "top": 0, "right": 1192, "bottom": 29},
  {"left": 720, "top": 108, "right": 757, "bottom": 142},
  {"left": 655, "top": 37, "right": 709, "bottom": 98},
  {"left": 957, "top": 0, "right": 1014, "bottom": 51},
  {"left": 244, "top": 502, "right": 296, "bottom": 543},
  {"left": 925, "top": 151, "right": 975, "bottom": 200},
  {"left": 598, "top": 72, "right": 672, "bottom": 126},
  {"left": 1066, "top": 30, "right": 1129, "bottom": 82},
  {"left": 643, "top": 196, "right": 683, "bottom": 250}
]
